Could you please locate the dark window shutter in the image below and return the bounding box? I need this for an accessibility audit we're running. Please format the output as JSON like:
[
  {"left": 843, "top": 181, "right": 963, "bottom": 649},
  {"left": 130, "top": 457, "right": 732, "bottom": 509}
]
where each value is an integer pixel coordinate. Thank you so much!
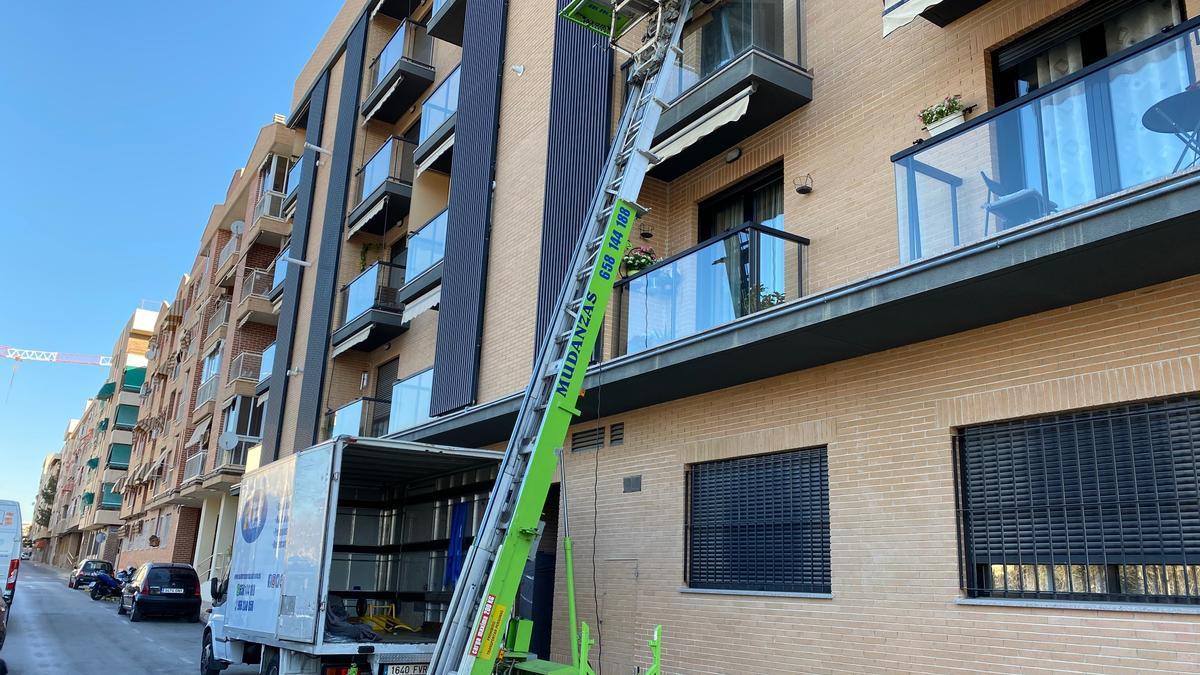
[{"left": 686, "top": 447, "right": 830, "bottom": 593}]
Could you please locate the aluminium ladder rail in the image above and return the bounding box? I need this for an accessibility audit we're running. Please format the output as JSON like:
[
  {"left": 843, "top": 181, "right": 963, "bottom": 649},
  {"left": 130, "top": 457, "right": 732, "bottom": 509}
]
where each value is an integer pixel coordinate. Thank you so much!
[{"left": 427, "top": 2, "right": 693, "bottom": 674}]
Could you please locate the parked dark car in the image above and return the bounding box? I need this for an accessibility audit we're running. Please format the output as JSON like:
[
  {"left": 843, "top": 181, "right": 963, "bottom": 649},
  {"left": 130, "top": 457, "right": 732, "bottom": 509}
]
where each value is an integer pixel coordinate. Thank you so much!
[
  {"left": 117, "top": 563, "right": 201, "bottom": 622},
  {"left": 67, "top": 559, "right": 113, "bottom": 589}
]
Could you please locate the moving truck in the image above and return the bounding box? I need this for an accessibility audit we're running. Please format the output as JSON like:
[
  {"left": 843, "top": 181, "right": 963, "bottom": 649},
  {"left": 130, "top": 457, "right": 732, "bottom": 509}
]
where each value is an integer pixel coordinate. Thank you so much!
[
  {"left": 0, "top": 501, "right": 21, "bottom": 605},
  {"left": 203, "top": 437, "right": 501, "bottom": 675}
]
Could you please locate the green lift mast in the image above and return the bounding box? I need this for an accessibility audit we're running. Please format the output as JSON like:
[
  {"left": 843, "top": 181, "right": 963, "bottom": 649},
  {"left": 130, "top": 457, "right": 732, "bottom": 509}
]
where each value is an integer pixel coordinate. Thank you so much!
[{"left": 427, "top": 1, "right": 693, "bottom": 673}]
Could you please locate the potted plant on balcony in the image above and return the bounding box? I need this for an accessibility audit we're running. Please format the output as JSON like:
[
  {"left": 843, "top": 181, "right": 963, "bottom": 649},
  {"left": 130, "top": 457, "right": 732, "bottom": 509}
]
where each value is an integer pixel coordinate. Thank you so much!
[
  {"left": 919, "top": 95, "right": 967, "bottom": 136},
  {"left": 621, "top": 245, "right": 659, "bottom": 278}
]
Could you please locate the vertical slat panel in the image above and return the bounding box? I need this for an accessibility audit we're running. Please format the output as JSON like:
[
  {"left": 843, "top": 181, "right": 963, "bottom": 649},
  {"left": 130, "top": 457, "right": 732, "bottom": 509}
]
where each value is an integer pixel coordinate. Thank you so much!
[
  {"left": 430, "top": 0, "right": 509, "bottom": 416},
  {"left": 534, "top": 0, "right": 614, "bottom": 346},
  {"left": 296, "top": 15, "right": 369, "bottom": 448},
  {"left": 261, "top": 74, "right": 329, "bottom": 462}
]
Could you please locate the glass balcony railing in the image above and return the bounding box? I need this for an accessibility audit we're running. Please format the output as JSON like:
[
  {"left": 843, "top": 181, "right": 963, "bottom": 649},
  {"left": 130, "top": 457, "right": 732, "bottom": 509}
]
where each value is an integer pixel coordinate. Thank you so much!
[
  {"left": 614, "top": 222, "right": 808, "bottom": 356},
  {"left": 326, "top": 397, "right": 390, "bottom": 440},
  {"left": 369, "top": 21, "right": 433, "bottom": 88},
  {"left": 272, "top": 246, "right": 290, "bottom": 291},
  {"left": 341, "top": 261, "right": 405, "bottom": 326},
  {"left": 405, "top": 209, "right": 448, "bottom": 283},
  {"left": 894, "top": 23, "right": 1200, "bottom": 264},
  {"left": 432, "top": 0, "right": 448, "bottom": 14},
  {"left": 254, "top": 190, "right": 287, "bottom": 222},
  {"left": 662, "top": 0, "right": 799, "bottom": 102},
  {"left": 357, "top": 137, "right": 417, "bottom": 206},
  {"left": 388, "top": 369, "right": 433, "bottom": 434},
  {"left": 285, "top": 156, "right": 304, "bottom": 202},
  {"left": 419, "top": 67, "right": 460, "bottom": 144},
  {"left": 260, "top": 343, "right": 275, "bottom": 384}
]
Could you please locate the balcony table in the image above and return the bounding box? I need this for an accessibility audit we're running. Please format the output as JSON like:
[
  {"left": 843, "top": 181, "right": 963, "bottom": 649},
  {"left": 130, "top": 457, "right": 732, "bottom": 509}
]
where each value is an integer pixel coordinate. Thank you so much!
[{"left": 1142, "top": 86, "right": 1200, "bottom": 172}]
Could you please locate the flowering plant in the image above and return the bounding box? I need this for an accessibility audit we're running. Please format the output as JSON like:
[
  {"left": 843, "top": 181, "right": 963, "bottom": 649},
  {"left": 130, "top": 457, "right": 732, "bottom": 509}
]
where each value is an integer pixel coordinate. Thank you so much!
[
  {"left": 622, "top": 245, "right": 658, "bottom": 273},
  {"left": 918, "top": 95, "right": 965, "bottom": 127}
]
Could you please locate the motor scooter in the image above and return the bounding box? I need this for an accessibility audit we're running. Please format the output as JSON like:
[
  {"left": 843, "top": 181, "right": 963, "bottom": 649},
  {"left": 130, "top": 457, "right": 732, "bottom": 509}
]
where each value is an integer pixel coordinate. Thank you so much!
[{"left": 88, "top": 568, "right": 132, "bottom": 601}]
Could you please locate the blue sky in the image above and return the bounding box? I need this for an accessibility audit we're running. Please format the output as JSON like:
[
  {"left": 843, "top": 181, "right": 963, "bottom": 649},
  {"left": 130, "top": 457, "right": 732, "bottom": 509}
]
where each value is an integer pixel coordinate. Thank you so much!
[{"left": 0, "top": 2, "right": 342, "bottom": 521}]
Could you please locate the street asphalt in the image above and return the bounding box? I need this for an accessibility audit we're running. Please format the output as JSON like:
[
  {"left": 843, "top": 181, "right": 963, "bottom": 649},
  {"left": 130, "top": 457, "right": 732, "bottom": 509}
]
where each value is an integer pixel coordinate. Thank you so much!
[{"left": 1, "top": 561, "right": 257, "bottom": 674}]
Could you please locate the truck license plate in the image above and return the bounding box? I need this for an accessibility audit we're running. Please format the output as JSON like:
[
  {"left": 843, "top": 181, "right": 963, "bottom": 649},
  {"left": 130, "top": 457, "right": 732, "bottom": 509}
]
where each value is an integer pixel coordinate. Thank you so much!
[{"left": 384, "top": 665, "right": 429, "bottom": 674}]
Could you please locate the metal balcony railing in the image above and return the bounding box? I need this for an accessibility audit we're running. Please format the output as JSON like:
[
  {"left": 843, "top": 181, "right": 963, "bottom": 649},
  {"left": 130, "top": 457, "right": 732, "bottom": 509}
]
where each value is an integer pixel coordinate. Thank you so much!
[
  {"left": 240, "top": 268, "right": 273, "bottom": 304},
  {"left": 215, "top": 436, "right": 256, "bottom": 469},
  {"left": 368, "top": 20, "right": 433, "bottom": 88},
  {"left": 614, "top": 222, "right": 808, "bottom": 357},
  {"left": 195, "top": 375, "right": 218, "bottom": 409},
  {"left": 228, "top": 352, "right": 262, "bottom": 382},
  {"left": 325, "top": 397, "right": 390, "bottom": 440},
  {"left": 254, "top": 190, "right": 287, "bottom": 222},
  {"left": 893, "top": 19, "right": 1200, "bottom": 264},
  {"left": 182, "top": 451, "right": 206, "bottom": 482},
  {"left": 206, "top": 300, "right": 230, "bottom": 338},
  {"left": 217, "top": 236, "right": 238, "bottom": 271},
  {"left": 260, "top": 343, "right": 275, "bottom": 384},
  {"left": 356, "top": 137, "right": 417, "bottom": 207},
  {"left": 419, "top": 67, "right": 460, "bottom": 144}
]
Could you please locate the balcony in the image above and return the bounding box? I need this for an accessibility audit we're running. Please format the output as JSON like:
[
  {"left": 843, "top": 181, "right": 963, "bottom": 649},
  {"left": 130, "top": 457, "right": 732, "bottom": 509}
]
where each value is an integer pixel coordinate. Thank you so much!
[
  {"left": 284, "top": 156, "right": 304, "bottom": 212},
  {"left": 894, "top": 23, "right": 1200, "bottom": 264},
  {"left": 195, "top": 375, "right": 218, "bottom": 411},
  {"left": 214, "top": 436, "right": 255, "bottom": 470},
  {"left": 427, "top": 0, "right": 465, "bottom": 46},
  {"left": 649, "top": 0, "right": 812, "bottom": 179},
  {"left": 205, "top": 300, "right": 230, "bottom": 340},
  {"left": 387, "top": 369, "right": 433, "bottom": 435},
  {"left": 346, "top": 137, "right": 417, "bottom": 238},
  {"left": 413, "top": 67, "right": 460, "bottom": 175},
  {"left": 614, "top": 223, "right": 808, "bottom": 356},
  {"left": 99, "top": 483, "right": 122, "bottom": 510},
  {"left": 248, "top": 190, "right": 291, "bottom": 247},
  {"left": 216, "top": 236, "right": 239, "bottom": 287},
  {"left": 107, "top": 443, "right": 132, "bottom": 470},
  {"left": 325, "top": 397, "right": 391, "bottom": 440},
  {"left": 227, "top": 351, "right": 262, "bottom": 399},
  {"left": 362, "top": 21, "right": 435, "bottom": 124},
  {"left": 182, "top": 451, "right": 206, "bottom": 483},
  {"left": 403, "top": 208, "right": 448, "bottom": 294},
  {"left": 235, "top": 267, "right": 279, "bottom": 327},
  {"left": 331, "top": 261, "right": 409, "bottom": 353},
  {"left": 258, "top": 343, "right": 275, "bottom": 395},
  {"left": 270, "top": 246, "right": 290, "bottom": 300}
]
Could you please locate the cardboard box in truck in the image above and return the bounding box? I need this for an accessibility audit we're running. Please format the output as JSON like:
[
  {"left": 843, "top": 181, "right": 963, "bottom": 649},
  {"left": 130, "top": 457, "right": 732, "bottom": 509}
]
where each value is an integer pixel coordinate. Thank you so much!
[{"left": 203, "top": 437, "right": 500, "bottom": 675}]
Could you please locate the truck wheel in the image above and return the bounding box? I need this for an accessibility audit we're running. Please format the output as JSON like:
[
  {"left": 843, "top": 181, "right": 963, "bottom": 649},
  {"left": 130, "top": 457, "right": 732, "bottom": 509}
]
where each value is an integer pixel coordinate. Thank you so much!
[{"left": 200, "top": 631, "right": 223, "bottom": 675}]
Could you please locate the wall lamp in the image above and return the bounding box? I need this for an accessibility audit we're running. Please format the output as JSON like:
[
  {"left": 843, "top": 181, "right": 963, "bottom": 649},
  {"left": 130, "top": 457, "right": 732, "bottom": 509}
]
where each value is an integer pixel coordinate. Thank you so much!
[{"left": 794, "top": 174, "right": 814, "bottom": 195}]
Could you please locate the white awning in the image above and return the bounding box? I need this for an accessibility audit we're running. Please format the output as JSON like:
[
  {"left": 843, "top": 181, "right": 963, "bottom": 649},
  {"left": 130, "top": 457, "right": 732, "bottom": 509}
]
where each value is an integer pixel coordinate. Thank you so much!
[
  {"left": 650, "top": 86, "right": 753, "bottom": 163},
  {"left": 416, "top": 135, "right": 455, "bottom": 176},
  {"left": 347, "top": 197, "right": 388, "bottom": 237},
  {"left": 331, "top": 327, "right": 373, "bottom": 358},
  {"left": 187, "top": 418, "right": 211, "bottom": 448},
  {"left": 883, "top": 0, "right": 943, "bottom": 36},
  {"left": 402, "top": 286, "right": 441, "bottom": 324}
]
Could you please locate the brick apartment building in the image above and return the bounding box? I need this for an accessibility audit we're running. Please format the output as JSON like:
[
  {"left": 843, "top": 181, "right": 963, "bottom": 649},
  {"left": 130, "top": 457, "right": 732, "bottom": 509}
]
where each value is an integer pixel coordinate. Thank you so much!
[
  {"left": 26, "top": 452, "right": 60, "bottom": 561},
  {"left": 38, "top": 0, "right": 1200, "bottom": 671},
  {"left": 44, "top": 308, "right": 156, "bottom": 567}
]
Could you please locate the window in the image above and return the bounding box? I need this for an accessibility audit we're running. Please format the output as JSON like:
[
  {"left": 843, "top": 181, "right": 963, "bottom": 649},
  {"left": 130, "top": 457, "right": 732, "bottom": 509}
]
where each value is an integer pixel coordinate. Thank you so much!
[
  {"left": 201, "top": 342, "right": 222, "bottom": 382},
  {"left": 698, "top": 167, "right": 784, "bottom": 240},
  {"left": 992, "top": 0, "right": 1181, "bottom": 105},
  {"left": 957, "top": 396, "right": 1200, "bottom": 604},
  {"left": 686, "top": 447, "right": 830, "bottom": 593}
]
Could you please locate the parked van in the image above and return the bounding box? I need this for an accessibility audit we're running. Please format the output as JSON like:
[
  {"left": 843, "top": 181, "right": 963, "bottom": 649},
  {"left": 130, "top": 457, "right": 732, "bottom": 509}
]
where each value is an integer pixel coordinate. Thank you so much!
[{"left": 0, "top": 501, "right": 21, "bottom": 605}]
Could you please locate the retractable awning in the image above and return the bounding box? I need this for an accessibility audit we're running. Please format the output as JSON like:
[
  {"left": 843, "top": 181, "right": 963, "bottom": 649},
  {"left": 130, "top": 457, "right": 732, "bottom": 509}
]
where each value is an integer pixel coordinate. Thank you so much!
[
  {"left": 187, "top": 418, "right": 211, "bottom": 447},
  {"left": 883, "top": 0, "right": 991, "bottom": 36},
  {"left": 96, "top": 382, "right": 116, "bottom": 400},
  {"left": 402, "top": 287, "right": 441, "bottom": 324},
  {"left": 331, "top": 327, "right": 373, "bottom": 358},
  {"left": 416, "top": 135, "right": 454, "bottom": 176},
  {"left": 650, "top": 86, "right": 753, "bottom": 163}
]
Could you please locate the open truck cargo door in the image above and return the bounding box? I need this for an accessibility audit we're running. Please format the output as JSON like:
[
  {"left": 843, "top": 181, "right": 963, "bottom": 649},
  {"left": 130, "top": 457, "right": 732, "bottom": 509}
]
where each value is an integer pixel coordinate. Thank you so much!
[{"left": 276, "top": 446, "right": 335, "bottom": 641}]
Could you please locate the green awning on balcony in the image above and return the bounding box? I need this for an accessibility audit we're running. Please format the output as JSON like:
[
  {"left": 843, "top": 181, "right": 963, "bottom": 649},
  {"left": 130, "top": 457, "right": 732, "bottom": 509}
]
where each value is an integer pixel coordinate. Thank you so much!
[
  {"left": 108, "top": 443, "right": 132, "bottom": 469},
  {"left": 96, "top": 382, "right": 116, "bottom": 400},
  {"left": 114, "top": 404, "right": 139, "bottom": 429},
  {"left": 122, "top": 366, "right": 147, "bottom": 392},
  {"left": 100, "top": 482, "right": 121, "bottom": 509},
  {"left": 97, "top": 418, "right": 109, "bottom": 432},
  {"left": 81, "top": 492, "right": 95, "bottom": 505},
  {"left": 86, "top": 457, "right": 100, "bottom": 470}
]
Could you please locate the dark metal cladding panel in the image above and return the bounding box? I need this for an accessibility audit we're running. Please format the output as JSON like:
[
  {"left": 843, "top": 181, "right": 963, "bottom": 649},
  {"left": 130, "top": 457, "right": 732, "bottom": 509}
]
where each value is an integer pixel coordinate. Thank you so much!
[
  {"left": 295, "top": 14, "right": 369, "bottom": 449},
  {"left": 261, "top": 73, "right": 329, "bottom": 462},
  {"left": 430, "top": 0, "right": 509, "bottom": 417},
  {"left": 534, "top": 0, "right": 614, "bottom": 346}
]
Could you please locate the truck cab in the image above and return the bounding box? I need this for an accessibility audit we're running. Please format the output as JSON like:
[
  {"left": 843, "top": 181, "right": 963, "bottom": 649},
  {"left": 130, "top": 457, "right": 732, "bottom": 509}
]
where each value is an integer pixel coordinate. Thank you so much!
[{"left": 203, "top": 437, "right": 501, "bottom": 675}]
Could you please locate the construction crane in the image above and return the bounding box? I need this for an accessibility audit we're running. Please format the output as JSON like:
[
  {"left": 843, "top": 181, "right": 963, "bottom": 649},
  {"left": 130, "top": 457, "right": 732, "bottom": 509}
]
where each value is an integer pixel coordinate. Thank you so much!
[
  {"left": 429, "top": 2, "right": 690, "bottom": 673},
  {"left": 0, "top": 346, "right": 113, "bottom": 367}
]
